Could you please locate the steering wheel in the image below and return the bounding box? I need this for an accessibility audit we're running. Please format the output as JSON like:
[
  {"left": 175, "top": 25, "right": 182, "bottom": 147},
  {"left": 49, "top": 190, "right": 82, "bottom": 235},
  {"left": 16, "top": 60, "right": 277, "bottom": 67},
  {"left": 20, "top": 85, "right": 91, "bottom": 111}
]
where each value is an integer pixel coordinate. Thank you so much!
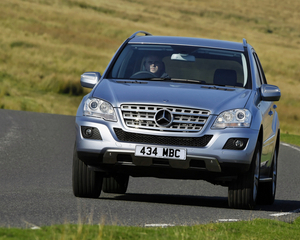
[{"left": 130, "top": 71, "right": 157, "bottom": 79}]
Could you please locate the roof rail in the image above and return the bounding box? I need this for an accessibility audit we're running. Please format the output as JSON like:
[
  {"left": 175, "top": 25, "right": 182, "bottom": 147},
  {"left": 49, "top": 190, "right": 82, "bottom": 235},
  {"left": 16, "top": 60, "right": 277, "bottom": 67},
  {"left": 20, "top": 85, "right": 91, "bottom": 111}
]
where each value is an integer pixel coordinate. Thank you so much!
[
  {"left": 129, "top": 31, "right": 152, "bottom": 39},
  {"left": 243, "top": 38, "right": 247, "bottom": 48}
]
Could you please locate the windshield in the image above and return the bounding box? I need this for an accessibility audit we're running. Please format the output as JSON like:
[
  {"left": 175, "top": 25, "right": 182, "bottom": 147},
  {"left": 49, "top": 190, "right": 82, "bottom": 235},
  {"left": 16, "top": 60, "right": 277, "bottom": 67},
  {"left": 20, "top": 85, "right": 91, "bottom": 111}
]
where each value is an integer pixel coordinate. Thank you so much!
[{"left": 107, "top": 44, "right": 250, "bottom": 88}]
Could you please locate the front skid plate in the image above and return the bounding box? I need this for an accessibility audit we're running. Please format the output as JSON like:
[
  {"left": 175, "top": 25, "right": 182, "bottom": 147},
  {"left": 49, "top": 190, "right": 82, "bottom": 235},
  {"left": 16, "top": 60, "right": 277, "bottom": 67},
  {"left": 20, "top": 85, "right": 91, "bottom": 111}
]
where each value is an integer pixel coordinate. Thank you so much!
[{"left": 102, "top": 149, "right": 221, "bottom": 172}]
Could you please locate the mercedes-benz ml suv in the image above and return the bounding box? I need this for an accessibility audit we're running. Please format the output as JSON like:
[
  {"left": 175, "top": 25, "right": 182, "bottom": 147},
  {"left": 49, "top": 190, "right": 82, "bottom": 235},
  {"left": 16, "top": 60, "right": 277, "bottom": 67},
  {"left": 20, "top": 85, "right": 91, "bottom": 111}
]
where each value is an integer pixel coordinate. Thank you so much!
[{"left": 72, "top": 31, "right": 281, "bottom": 209}]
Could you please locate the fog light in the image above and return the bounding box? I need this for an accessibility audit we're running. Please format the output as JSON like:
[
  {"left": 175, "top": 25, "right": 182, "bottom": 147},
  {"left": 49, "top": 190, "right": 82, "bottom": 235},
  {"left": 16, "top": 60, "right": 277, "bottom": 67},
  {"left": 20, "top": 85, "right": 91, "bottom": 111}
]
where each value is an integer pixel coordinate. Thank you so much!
[
  {"left": 85, "top": 128, "right": 93, "bottom": 137},
  {"left": 234, "top": 139, "right": 244, "bottom": 148},
  {"left": 81, "top": 126, "right": 102, "bottom": 140},
  {"left": 223, "top": 138, "right": 248, "bottom": 150}
]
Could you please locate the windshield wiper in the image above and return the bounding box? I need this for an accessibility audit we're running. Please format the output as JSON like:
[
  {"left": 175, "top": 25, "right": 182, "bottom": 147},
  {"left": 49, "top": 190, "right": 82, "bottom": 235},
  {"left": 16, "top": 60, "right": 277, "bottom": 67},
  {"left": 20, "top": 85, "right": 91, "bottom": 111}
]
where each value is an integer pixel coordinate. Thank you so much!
[
  {"left": 130, "top": 77, "right": 171, "bottom": 81},
  {"left": 201, "top": 82, "right": 243, "bottom": 88},
  {"left": 170, "top": 78, "right": 206, "bottom": 84},
  {"left": 128, "top": 77, "right": 207, "bottom": 83},
  {"left": 116, "top": 80, "right": 147, "bottom": 84}
]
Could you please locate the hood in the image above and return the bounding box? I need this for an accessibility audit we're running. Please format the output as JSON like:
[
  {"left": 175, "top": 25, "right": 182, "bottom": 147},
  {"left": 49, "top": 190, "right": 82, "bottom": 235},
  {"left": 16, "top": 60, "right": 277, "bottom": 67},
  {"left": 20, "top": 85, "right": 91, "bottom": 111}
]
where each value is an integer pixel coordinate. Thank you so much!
[{"left": 92, "top": 79, "right": 252, "bottom": 115}]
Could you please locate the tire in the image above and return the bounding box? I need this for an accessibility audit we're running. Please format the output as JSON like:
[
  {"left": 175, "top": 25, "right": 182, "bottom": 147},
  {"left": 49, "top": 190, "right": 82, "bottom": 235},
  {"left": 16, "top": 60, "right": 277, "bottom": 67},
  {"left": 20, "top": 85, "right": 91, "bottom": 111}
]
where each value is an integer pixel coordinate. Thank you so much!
[
  {"left": 102, "top": 175, "right": 129, "bottom": 194},
  {"left": 72, "top": 145, "right": 103, "bottom": 198},
  {"left": 257, "top": 148, "right": 278, "bottom": 205},
  {"left": 228, "top": 141, "right": 261, "bottom": 209}
]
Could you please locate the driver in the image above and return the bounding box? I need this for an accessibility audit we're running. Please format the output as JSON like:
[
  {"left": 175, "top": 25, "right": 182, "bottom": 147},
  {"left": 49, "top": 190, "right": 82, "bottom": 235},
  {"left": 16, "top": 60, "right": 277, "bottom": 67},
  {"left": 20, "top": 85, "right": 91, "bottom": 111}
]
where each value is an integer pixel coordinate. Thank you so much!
[{"left": 145, "top": 55, "right": 169, "bottom": 78}]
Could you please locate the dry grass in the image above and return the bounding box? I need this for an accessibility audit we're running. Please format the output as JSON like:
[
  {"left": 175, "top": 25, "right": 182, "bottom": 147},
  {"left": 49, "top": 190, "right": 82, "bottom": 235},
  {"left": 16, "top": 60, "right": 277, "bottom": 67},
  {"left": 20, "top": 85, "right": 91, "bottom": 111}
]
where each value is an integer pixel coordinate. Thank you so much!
[
  {"left": 2, "top": 218, "right": 300, "bottom": 239},
  {"left": 1, "top": 0, "right": 300, "bottom": 133}
]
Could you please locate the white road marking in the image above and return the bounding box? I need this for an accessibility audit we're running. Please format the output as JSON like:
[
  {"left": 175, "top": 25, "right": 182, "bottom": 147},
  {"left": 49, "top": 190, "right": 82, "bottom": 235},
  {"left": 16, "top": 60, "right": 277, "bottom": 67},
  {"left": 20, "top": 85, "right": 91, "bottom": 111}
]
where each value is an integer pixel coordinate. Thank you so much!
[
  {"left": 270, "top": 212, "right": 291, "bottom": 217},
  {"left": 217, "top": 219, "right": 240, "bottom": 222},
  {"left": 145, "top": 224, "right": 175, "bottom": 228},
  {"left": 280, "top": 142, "right": 300, "bottom": 152},
  {"left": 270, "top": 208, "right": 300, "bottom": 217},
  {"left": 0, "top": 116, "right": 19, "bottom": 152},
  {"left": 31, "top": 226, "right": 41, "bottom": 230}
]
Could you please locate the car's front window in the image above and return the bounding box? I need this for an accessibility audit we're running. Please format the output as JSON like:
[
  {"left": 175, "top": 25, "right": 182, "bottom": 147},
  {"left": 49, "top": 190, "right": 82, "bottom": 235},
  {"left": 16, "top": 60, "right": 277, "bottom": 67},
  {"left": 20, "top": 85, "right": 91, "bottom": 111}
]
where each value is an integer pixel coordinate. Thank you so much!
[{"left": 107, "top": 44, "right": 250, "bottom": 88}]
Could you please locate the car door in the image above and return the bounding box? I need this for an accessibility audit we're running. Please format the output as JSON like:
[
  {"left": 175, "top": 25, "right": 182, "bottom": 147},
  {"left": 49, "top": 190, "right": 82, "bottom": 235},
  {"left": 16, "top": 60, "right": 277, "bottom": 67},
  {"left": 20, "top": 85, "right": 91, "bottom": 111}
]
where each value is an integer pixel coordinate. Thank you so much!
[{"left": 253, "top": 51, "right": 276, "bottom": 166}]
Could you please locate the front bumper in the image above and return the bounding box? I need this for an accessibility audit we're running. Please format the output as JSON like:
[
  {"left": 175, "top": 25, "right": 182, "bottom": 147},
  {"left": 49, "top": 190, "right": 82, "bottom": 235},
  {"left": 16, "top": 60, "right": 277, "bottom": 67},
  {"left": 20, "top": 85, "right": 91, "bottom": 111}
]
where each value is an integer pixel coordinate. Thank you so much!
[{"left": 75, "top": 116, "right": 259, "bottom": 180}]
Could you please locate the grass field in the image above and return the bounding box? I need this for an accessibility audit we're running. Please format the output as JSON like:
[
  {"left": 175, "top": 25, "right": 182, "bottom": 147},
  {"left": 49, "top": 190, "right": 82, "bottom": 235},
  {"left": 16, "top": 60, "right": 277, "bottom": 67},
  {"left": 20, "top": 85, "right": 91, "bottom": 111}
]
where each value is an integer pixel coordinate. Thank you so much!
[
  {"left": 1, "top": 218, "right": 300, "bottom": 239},
  {"left": 1, "top": 0, "right": 300, "bottom": 135}
]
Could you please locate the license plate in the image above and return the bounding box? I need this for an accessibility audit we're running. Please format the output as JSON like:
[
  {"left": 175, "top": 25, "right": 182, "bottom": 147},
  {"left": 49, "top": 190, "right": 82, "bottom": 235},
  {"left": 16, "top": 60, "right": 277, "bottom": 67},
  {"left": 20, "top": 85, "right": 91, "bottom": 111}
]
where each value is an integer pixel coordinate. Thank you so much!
[{"left": 135, "top": 145, "right": 186, "bottom": 160}]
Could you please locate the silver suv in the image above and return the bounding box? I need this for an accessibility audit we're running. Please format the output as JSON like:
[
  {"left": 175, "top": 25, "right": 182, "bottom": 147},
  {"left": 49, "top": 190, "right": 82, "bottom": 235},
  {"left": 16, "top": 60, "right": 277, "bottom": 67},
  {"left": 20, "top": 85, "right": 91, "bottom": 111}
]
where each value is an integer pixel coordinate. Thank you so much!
[{"left": 72, "top": 31, "right": 281, "bottom": 209}]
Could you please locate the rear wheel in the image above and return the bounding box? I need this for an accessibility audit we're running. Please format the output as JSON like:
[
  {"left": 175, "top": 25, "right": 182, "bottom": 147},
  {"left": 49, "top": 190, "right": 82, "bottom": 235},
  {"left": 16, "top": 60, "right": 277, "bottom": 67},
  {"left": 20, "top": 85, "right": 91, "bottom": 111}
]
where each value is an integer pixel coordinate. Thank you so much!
[
  {"left": 228, "top": 141, "right": 261, "bottom": 209},
  {"left": 257, "top": 148, "right": 278, "bottom": 205},
  {"left": 102, "top": 175, "right": 129, "bottom": 194},
  {"left": 72, "top": 145, "right": 103, "bottom": 198}
]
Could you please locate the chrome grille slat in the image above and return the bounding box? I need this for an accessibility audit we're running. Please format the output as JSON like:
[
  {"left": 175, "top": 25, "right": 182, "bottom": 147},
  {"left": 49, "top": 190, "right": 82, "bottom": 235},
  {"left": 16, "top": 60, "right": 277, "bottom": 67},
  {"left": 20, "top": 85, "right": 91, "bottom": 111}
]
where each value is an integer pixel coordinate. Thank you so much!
[
  {"left": 173, "top": 113, "right": 210, "bottom": 117},
  {"left": 124, "top": 117, "right": 155, "bottom": 121},
  {"left": 124, "top": 126, "right": 202, "bottom": 132},
  {"left": 121, "top": 104, "right": 210, "bottom": 133},
  {"left": 173, "top": 120, "right": 205, "bottom": 125}
]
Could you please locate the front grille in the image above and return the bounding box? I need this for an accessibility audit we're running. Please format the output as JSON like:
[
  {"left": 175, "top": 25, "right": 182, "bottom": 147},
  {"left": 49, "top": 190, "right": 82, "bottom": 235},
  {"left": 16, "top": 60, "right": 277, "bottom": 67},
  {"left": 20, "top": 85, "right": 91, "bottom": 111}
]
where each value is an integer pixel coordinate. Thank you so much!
[
  {"left": 114, "top": 128, "right": 213, "bottom": 147},
  {"left": 120, "top": 104, "right": 210, "bottom": 133}
]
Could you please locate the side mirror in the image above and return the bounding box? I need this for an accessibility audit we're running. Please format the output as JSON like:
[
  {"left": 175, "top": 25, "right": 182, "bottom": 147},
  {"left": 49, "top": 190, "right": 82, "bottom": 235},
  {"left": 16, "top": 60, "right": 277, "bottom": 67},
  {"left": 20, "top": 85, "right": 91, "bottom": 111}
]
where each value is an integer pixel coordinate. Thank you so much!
[
  {"left": 80, "top": 72, "right": 101, "bottom": 88},
  {"left": 261, "top": 84, "right": 281, "bottom": 101}
]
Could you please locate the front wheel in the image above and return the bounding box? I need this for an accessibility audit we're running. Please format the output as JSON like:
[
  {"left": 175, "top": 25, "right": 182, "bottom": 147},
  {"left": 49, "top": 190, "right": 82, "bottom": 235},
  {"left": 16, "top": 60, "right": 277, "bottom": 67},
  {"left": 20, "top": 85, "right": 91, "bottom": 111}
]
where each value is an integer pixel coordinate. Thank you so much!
[
  {"left": 228, "top": 141, "right": 261, "bottom": 209},
  {"left": 257, "top": 148, "right": 278, "bottom": 205},
  {"left": 72, "top": 145, "right": 103, "bottom": 198}
]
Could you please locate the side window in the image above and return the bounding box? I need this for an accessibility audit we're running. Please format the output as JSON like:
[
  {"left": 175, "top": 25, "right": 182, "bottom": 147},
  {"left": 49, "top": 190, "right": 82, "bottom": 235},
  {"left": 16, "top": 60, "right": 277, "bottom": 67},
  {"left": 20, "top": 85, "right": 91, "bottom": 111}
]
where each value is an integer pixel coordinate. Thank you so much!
[{"left": 253, "top": 52, "right": 268, "bottom": 85}]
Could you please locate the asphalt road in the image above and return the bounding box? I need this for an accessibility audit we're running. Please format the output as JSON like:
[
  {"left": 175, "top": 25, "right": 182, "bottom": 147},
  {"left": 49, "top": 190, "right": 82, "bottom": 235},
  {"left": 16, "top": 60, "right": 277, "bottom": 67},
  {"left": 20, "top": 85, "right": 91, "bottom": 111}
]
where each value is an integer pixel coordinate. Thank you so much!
[{"left": 0, "top": 109, "right": 300, "bottom": 228}]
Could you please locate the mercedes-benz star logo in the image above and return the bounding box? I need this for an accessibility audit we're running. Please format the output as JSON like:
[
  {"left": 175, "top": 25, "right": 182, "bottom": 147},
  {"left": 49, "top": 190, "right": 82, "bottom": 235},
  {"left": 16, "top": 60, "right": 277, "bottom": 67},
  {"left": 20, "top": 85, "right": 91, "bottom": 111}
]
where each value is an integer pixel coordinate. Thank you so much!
[{"left": 154, "top": 109, "right": 173, "bottom": 127}]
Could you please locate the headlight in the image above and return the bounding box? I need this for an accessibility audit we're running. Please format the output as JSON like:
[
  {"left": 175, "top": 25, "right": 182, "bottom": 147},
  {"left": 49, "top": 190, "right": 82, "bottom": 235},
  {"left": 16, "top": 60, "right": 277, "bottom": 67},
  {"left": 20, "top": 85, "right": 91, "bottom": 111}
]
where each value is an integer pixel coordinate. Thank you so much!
[
  {"left": 212, "top": 109, "right": 251, "bottom": 129},
  {"left": 83, "top": 98, "right": 117, "bottom": 121}
]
